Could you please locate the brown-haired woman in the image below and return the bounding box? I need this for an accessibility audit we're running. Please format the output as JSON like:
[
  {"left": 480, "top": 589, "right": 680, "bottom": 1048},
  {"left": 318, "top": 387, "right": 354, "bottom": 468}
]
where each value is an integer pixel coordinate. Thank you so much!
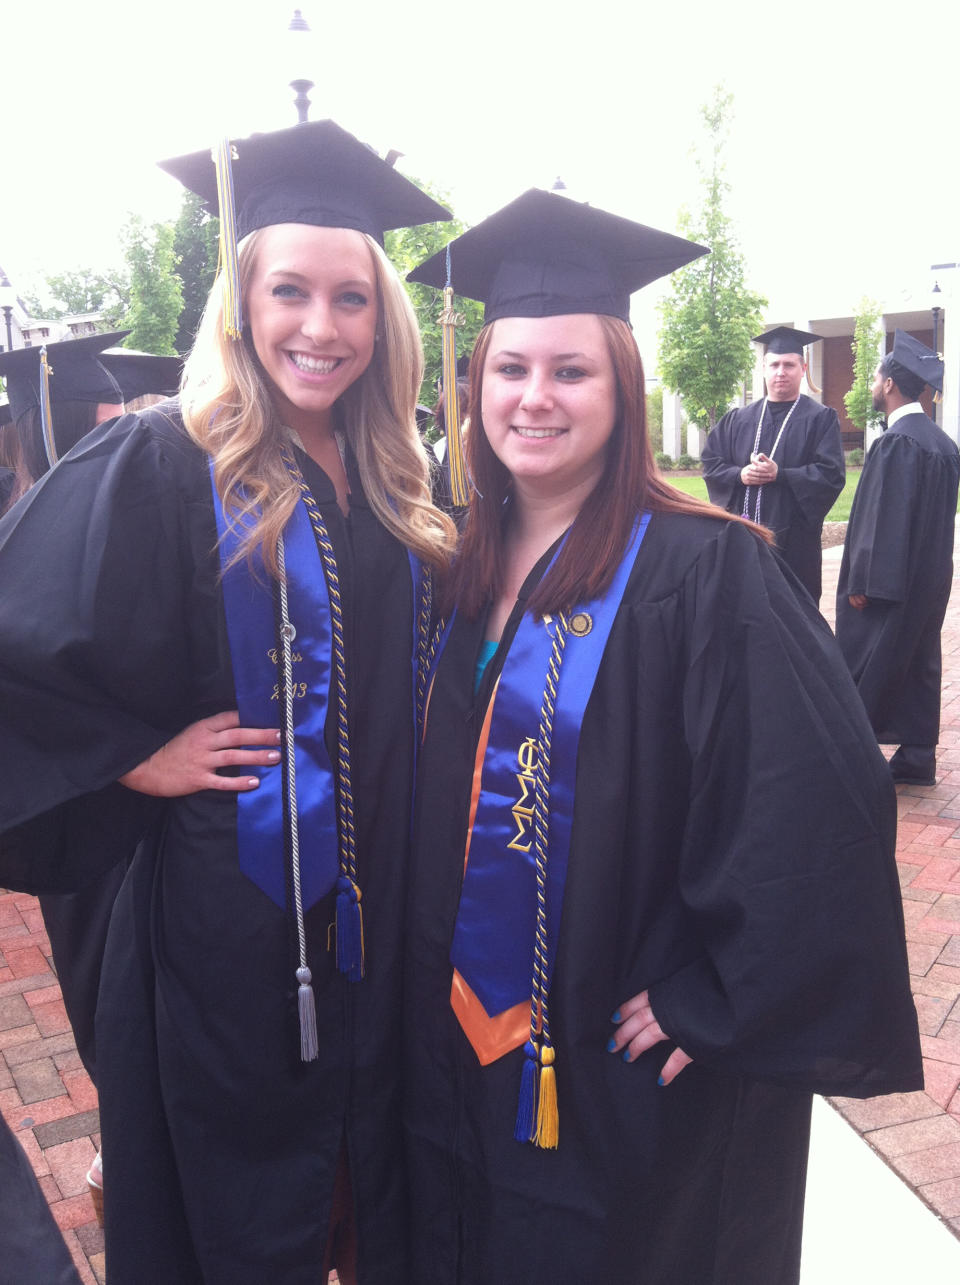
[{"left": 403, "top": 190, "right": 921, "bottom": 1284}]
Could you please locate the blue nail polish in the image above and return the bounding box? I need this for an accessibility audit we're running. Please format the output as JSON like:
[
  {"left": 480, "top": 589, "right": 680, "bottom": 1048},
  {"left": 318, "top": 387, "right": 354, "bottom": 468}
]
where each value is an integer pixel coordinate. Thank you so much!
[
  {"left": 606, "top": 1037, "right": 617, "bottom": 1053},
  {"left": 611, "top": 1009, "right": 621, "bottom": 1023},
  {"left": 622, "top": 1050, "right": 631, "bottom": 1063},
  {"left": 657, "top": 1075, "right": 665, "bottom": 1086}
]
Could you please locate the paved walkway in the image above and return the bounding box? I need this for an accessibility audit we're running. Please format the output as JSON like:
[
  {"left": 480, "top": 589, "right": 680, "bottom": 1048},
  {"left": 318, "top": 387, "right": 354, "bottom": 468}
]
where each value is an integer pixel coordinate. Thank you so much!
[{"left": 2, "top": 539, "right": 960, "bottom": 1281}]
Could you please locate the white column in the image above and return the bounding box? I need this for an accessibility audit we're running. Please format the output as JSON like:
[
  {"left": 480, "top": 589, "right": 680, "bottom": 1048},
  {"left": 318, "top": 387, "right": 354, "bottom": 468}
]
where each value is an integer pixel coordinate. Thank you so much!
[
  {"left": 662, "top": 389, "right": 684, "bottom": 459},
  {"left": 686, "top": 419, "right": 702, "bottom": 459},
  {"left": 941, "top": 306, "right": 959, "bottom": 445}
]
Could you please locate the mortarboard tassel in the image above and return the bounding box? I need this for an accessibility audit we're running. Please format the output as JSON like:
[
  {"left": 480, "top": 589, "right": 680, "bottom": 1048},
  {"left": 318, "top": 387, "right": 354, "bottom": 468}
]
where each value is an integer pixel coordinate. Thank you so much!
[
  {"left": 212, "top": 139, "right": 243, "bottom": 340},
  {"left": 440, "top": 246, "right": 470, "bottom": 506},
  {"left": 335, "top": 875, "right": 365, "bottom": 982},
  {"left": 514, "top": 1039, "right": 540, "bottom": 1143},
  {"left": 38, "top": 347, "right": 57, "bottom": 468}
]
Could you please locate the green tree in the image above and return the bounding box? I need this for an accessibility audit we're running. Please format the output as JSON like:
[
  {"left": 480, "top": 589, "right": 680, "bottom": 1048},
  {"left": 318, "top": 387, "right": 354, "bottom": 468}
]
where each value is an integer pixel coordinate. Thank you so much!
[
  {"left": 385, "top": 178, "right": 484, "bottom": 407},
  {"left": 173, "top": 192, "right": 219, "bottom": 354},
  {"left": 657, "top": 86, "right": 766, "bottom": 432},
  {"left": 844, "top": 298, "right": 884, "bottom": 433},
  {"left": 121, "top": 216, "right": 183, "bottom": 355},
  {"left": 21, "top": 268, "right": 129, "bottom": 326}
]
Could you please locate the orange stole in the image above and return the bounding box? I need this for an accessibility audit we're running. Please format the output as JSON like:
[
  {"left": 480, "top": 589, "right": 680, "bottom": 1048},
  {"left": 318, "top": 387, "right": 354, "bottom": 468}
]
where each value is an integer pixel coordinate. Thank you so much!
[{"left": 450, "top": 675, "right": 535, "bottom": 1066}]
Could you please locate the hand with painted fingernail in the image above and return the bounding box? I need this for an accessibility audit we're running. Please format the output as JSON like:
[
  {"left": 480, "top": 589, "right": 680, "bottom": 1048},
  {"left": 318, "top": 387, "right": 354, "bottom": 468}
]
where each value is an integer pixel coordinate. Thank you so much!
[
  {"left": 119, "top": 710, "right": 282, "bottom": 797},
  {"left": 608, "top": 988, "right": 693, "bottom": 1085}
]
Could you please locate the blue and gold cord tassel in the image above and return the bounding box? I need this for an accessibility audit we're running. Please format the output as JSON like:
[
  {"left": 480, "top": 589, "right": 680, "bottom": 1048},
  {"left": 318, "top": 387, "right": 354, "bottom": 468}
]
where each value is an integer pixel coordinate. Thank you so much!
[
  {"left": 513, "top": 612, "right": 568, "bottom": 1150},
  {"left": 440, "top": 245, "right": 470, "bottom": 507},
  {"left": 39, "top": 347, "right": 57, "bottom": 468},
  {"left": 281, "top": 445, "right": 365, "bottom": 981},
  {"left": 212, "top": 139, "right": 243, "bottom": 340}
]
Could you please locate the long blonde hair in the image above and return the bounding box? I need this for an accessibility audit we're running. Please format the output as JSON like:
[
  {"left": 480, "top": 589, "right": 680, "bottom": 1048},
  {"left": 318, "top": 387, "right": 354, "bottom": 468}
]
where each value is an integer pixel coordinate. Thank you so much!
[{"left": 180, "top": 228, "right": 456, "bottom": 576}]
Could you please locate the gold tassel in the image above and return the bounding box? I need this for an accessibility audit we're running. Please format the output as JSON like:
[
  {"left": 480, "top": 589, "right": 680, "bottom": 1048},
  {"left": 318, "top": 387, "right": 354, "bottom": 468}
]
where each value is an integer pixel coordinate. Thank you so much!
[
  {"left": 212, "top": 139, "right": 243, "bottom": 340},
  {"left": 39, "top": 347, "right": 57, "bottom": 468},
  {"left": 440, "top": 284, "right": 470, "bottom": 507},
  {"left": 535, "top": 1044, "right": 559, "bottom": 1149}
]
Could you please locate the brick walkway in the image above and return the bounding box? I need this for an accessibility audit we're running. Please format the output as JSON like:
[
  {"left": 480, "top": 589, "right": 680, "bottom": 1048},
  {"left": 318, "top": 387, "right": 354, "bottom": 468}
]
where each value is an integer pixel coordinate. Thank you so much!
[{"left": 3, "top": 542, "right": 960, "bottom": 1279}]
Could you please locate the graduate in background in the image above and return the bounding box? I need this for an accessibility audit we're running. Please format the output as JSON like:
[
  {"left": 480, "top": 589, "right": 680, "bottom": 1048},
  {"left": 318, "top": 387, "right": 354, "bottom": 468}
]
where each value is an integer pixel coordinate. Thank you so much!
[
  {"left": 837, "top": 331, "right": 960, "bottom": 786},
  {"left": 0, "top": 1115, "right": 82, "bottom": 1284},
  {"left": 0, "top": 120, "right": 454, "bottom": 1283},
  {"left": 404, "top": 191, "right": 921, "bottom": 1284},
  {"left": 701, "top": 327, "right": 845, "bottom": 602}
]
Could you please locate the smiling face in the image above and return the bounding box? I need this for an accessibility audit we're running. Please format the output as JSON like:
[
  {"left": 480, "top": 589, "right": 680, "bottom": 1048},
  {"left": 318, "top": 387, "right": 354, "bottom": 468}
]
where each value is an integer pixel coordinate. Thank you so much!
[
  {"left": 245, "top": 223, "right": 378, "bottom": 440},
  {"left": 480, "top": 313, "right": 618, "bottom": 500},
  {"left": 763, "top": 350, "right": 806, "bottom": 402}
]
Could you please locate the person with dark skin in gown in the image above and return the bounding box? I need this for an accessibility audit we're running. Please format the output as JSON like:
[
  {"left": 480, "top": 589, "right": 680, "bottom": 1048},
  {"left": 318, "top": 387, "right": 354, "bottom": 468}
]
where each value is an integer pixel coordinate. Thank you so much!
[
  {"left": 837, "top": 330, "right": 960, "bottom": 786},
  {"left": 702, "top": 327, "right": 845, "bottom": 602},
  {"left": 402, "top": 191, "right": 921, "bottom": 1284},
  {"left": 0, "top": 120, "right": 455, "bottom": 1283}
]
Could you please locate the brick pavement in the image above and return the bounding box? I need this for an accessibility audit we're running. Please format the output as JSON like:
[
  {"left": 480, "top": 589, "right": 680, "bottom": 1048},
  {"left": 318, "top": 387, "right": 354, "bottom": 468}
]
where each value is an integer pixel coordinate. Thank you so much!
[{"left": 3, "top": 541, "right": 960, "bottom": 1279}]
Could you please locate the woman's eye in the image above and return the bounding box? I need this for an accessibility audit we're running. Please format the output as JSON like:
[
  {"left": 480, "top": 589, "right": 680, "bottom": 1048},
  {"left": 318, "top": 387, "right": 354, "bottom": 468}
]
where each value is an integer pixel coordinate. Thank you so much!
[
  {"left": 497, "top": 364, "right": 525, "bottom": 377},
  {"left": 271, "top": 284, "right": 303, "bottom": 299},
  {"left": 556, "top": 367, "right": 586, "bottom": 380},
  {"left": 339, "top": 291, "right": 369, "bottom": 307}
]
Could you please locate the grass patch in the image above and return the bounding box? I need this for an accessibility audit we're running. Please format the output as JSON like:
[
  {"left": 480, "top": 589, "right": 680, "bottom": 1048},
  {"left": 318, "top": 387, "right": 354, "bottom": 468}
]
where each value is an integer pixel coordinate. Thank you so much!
[{"left": 664, "top": 469, "right": 863, "bottom": 522}]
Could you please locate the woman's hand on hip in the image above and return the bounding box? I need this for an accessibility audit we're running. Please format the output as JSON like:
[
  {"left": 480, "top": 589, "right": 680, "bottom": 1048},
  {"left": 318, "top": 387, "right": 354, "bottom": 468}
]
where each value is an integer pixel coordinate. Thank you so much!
[
  {"left": 118, "top": 710, "right": 281, "bottom": 797},
  {"left": 608, "top": 989, "right": 693, "bottom": 1085}
]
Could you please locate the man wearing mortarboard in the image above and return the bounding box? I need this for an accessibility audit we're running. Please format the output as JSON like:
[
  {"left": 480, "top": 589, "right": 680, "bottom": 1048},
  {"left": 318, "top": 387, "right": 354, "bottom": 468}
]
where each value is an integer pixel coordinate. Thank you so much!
[
  {"left": 701, "top": 327, "right": 845, "bottom": 602},
  {"left": 836, "top": 330, "right": 960, "bottom": 786}
]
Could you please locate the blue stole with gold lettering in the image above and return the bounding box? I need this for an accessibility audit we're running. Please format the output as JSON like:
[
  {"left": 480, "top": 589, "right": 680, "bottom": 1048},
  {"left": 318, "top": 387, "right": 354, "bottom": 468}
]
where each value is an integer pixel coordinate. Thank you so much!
[
  {"left": 449, "top": 514, "right": 650, "bottom": 1057},
  {"left": 210, "top": 470, "right": 340, "bottom": 910}
]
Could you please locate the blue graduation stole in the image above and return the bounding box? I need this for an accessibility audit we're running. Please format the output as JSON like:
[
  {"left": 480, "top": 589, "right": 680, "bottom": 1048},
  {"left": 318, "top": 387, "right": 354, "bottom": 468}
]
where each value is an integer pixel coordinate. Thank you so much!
[{"left": 448, "top": 514, "right": 651, "bottom": 1065}]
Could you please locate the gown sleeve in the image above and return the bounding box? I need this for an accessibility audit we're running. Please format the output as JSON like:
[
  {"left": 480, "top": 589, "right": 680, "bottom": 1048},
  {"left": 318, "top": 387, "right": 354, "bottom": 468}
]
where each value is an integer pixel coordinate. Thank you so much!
[
  {"left": 0, "top": 411, "right": 205, "bottom": 887},
  {"left": 776, "top": 405, "right": 845, "bottom": 525},
  {"left": 700, "top": 412, "right": 743, "bottom": 509},
  {"left": 648, "top": 521, "right": 921, "bottom": 1096},
  {"left": 843, "top": 433, "right": 921, "bottom": 604}
]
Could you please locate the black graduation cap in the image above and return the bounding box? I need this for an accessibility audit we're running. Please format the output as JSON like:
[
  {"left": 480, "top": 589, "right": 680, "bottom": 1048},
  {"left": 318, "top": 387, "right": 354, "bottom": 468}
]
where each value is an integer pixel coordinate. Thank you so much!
[
  {"left": 99, "top": 349, "right": 183, "bottom": 402},
  {"left": 753, "top": 326, "right": 824, "bottom": 355},
  {"left": 407, "top": 188, "right": 708, "bottom": 323},
  {"left": 889, "top": 329, "right": 944, "bottom": 394},
  {"left": 0, "top": 331, "right": 128, "bottom": 424},
  {"left": 158, "top": 119, "right": 450, "bottom": 246}
]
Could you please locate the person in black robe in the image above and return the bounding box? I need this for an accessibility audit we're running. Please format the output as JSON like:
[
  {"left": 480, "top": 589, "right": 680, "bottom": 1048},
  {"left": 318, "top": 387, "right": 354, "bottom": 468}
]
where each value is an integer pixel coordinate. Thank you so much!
[
  {"left": 836, "top": 330, "right": 960, "bottom": 785},
  {"left": 702, "top": 326, "right": 845, "bottom": 601},
  {"left": 403, "top": 192, "right": 921, "bottom": 1284},
  {"left": 0, "top": 120, "right": 455, "bottom": 1283},
  {"left": 0, "top": 1115, "right": 82, "bottom": 1284}
]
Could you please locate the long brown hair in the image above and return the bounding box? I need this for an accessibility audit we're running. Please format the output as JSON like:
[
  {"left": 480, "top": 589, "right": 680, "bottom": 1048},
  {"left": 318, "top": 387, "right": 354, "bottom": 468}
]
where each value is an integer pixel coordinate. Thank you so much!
[{"left": 448, "top": 315, "right": 770, "bottom": 618}]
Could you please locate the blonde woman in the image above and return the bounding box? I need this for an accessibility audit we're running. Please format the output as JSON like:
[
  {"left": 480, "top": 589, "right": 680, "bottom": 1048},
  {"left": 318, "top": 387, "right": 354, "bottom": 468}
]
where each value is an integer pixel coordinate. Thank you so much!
[{"left": 0, "top": 121, "right": 454, "bottom": 1284}]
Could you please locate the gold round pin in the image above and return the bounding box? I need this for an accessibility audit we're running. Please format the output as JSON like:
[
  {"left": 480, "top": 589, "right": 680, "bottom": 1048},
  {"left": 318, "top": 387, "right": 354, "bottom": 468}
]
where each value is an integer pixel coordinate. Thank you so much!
[{"left": 568, "top": 612, "right": 593, "bottom": 637}]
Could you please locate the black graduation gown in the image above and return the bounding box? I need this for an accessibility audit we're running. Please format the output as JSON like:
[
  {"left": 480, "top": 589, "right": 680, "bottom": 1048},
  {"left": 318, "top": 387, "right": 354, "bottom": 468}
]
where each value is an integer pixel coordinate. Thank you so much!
[
  {"left": 405, "top": 512, "right": 921, "bottom": 1285},
  {"left": 836, "top": 412, "right": 960, "bottom": 748},
  {"left": 702, "top": 395, "right": 845, "bottom": 600},
  {"left": 0, "top": 405, "right": 418, "bottom": 1283},
  {"left": 0, "top": 1115, "right": 82, "bottom": 1284}
]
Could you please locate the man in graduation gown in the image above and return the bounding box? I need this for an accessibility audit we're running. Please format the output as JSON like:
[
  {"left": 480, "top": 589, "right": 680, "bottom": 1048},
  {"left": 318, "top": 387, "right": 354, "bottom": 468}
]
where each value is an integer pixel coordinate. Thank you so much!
[
  {"left": 836, "top": 331, "right": 960, "bottom": 786},
  {"left": 702, "top": 327, "right": 845, "bottom": 601}
]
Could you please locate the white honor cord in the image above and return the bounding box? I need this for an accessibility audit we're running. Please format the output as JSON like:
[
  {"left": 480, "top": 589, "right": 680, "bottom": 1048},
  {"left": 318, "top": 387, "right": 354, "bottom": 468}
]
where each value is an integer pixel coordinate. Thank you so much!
[
  {"left": 743, "top": 398, "right": 800, "bottom": 525},
  {"left": 276, "top": 535, "right": 307, "bottom": 967}
]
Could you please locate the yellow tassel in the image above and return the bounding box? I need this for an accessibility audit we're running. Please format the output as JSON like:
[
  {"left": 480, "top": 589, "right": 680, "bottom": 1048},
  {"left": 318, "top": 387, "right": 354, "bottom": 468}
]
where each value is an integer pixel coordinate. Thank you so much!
[
  {"left": 440, "top": 286, "right": 469, "bottom": 507},
  {"left": 212, "top": 139, "right": 243, "bottom": 340},
  {"left": 535, "top": 1044, "right": 558, "bottom": 1149},
  {"left": 39, "top": 347, "right": 57, "bottom": 468}
]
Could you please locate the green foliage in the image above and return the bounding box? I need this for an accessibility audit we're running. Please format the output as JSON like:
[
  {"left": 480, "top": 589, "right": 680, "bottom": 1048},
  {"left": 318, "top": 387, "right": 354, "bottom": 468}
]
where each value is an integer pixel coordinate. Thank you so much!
[
  {"left": 120, "top": 216, "right": 184, "bottom": 356},
  {"left": 172, "top": 192, "right": 219, "bottom": 355},
  {"left": 655, "top": 451, "right": 674, "bottom": 471},
  {"left": 657, "top": 86, "right": 767, "bottom": 431},
  {"left": 846, "top": 447, "right": 864, "bottom": 466},
  {"left": 844, "top": 299, "right": 883, "bottom": 432},
  {"left": 21, "top": 268, "right": 129, "bottom": 327},
  {"left": 676, "top": 453, "right": 698, "bottom": 470},
  {"left": 646, "top": 385, "right": 664, "bottom": 454},
  {"left": 384, "top": 178, "right": 484, "bottom": 407}
]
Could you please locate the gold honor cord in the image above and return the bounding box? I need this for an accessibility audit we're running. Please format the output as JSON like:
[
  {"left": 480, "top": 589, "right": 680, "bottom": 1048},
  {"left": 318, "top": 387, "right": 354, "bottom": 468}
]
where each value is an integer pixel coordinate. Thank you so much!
[
  {"left": 212, "top": 139, "right": 243, "bottom": 339},
  {"left": 440, "top": 284, "right": 470, "bottom": 507},
  {"left": 39, "top": 348, "right": 57, "bottom": 468}
]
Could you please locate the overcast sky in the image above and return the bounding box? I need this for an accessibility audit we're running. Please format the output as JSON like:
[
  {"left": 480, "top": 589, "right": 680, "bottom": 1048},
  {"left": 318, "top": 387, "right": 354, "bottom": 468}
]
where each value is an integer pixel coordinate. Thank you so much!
[{"left": 3, "top": 0, "right": 957, "bottom": 356}]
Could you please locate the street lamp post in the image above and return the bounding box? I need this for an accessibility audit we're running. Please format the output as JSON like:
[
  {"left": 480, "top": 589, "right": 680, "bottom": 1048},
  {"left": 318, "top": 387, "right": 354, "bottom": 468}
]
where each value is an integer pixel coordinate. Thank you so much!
[
  {"left": 287, "top": 10, "right": 314, "bottom": 124},
  {"left": 0, "top": 274, "right": 15, "bottom": 353}
]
